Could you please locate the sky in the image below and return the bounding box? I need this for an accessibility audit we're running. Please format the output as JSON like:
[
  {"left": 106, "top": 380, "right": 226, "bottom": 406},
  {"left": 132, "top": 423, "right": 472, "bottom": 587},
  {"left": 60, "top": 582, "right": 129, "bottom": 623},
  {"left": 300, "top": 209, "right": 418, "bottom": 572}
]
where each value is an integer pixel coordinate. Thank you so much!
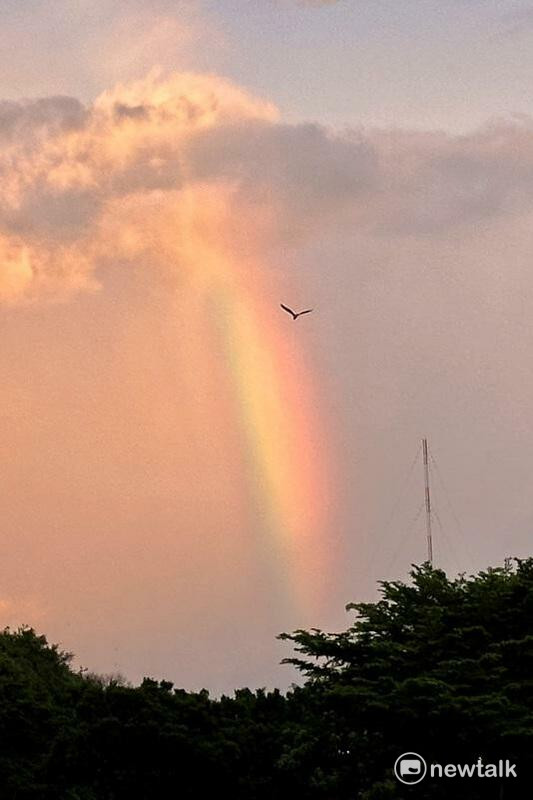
[{"left": 2, "top": 0, "right": 533, "bottom": 692}]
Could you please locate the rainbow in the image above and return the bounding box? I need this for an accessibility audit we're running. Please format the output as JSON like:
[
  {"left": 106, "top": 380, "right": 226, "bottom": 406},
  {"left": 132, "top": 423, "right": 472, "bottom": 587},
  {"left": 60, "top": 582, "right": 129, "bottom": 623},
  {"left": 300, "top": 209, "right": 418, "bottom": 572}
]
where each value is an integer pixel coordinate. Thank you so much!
[
  {"left": 207, "top": 273, "right": 334, "bottom": 618},
  {"left": 172, "top": 188, "right": 334, "bottom": 617}
]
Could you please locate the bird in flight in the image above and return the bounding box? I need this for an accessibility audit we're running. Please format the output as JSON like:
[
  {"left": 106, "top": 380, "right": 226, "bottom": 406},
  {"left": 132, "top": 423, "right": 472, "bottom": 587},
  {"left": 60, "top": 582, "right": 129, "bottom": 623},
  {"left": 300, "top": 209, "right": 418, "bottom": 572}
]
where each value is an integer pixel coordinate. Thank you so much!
[{"left": 280, "top": 303, "right": 313, "bottom": 320}]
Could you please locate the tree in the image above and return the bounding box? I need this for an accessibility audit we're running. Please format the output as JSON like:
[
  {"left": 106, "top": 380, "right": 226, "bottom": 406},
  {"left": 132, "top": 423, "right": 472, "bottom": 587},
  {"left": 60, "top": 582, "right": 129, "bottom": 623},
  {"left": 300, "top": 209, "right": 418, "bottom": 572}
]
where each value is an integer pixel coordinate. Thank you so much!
[
  {"left": 279, "top": 559, "right": 533, "bottom": 798},
  {"left": 0, "top": 626, "right": 78, "bottom": 798},
  {"left": 0, "top": 560, "right": 532, "bottom": 798}
]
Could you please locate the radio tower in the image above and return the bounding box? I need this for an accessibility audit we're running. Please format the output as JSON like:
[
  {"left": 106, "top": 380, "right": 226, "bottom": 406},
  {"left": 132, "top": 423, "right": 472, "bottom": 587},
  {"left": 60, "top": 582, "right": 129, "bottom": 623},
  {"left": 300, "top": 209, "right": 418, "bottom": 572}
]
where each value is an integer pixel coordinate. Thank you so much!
[{"left": 422, "top": 438, "right": 433, "bottom": 565}]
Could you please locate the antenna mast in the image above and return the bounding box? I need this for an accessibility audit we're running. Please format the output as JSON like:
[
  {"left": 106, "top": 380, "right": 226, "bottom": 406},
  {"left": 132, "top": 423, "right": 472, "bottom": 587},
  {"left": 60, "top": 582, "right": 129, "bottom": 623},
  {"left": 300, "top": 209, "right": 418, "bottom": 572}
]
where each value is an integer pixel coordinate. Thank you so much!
[{"left": 422, "top": 438, "right": 433, "bottom": 565}]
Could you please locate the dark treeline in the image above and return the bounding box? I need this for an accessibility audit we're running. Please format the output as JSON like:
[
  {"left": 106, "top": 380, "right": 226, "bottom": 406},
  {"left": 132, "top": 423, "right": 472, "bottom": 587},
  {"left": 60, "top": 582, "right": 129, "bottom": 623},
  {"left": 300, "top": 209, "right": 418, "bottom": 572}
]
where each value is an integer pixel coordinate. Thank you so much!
[{"left": 1, "top": 560, "right": 532, "bottom": 799}]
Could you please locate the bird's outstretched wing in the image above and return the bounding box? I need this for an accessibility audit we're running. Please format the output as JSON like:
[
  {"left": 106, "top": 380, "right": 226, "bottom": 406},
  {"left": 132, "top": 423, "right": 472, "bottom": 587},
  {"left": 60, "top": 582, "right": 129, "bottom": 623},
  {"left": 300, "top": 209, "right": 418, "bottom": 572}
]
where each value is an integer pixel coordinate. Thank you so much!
[
  {"left": 280, "top": 303, "right": 296, "bottom": 318},
  {"left": 298, "top": 309, "right": 313, "bottom": 316}
]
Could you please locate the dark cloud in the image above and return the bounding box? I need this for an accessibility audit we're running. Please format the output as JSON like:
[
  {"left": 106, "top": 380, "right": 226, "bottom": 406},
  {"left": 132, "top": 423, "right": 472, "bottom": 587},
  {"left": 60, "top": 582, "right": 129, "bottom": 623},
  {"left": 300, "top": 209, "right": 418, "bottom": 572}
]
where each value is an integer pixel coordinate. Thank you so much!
[
  {"left": 113, "top": 103, "right": 151, "bottom": 121},
  {"left": 0, "top": 96, "right": 86, "bottom": 142},
  {"left": 188, "top": 116, "right": 533, "bottom": 238},
  {"left": 365, "top": 123, "right": 533, "bottom": 235},
  {"left": 187, "top": 121, "right": 377, "bottom": 236}
]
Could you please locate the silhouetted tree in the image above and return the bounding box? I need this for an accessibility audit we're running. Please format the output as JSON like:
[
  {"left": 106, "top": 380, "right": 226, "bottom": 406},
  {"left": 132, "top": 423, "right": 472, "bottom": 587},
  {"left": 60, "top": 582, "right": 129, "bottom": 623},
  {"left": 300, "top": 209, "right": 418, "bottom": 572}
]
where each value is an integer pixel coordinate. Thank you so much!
[
  {"left": 0, "top": 559, "right": 531, "bottom": 798},
  {"left": 280, "top": 559, "right": 533, "bottom": 798}
]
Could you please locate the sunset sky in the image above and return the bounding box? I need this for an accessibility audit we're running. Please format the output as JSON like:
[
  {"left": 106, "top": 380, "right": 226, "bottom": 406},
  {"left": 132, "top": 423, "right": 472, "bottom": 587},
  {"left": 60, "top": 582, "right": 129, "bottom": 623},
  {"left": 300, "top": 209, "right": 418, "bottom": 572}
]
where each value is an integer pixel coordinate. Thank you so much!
[{"left": 2, "top": 0, "right": 533, "bottom": 692}]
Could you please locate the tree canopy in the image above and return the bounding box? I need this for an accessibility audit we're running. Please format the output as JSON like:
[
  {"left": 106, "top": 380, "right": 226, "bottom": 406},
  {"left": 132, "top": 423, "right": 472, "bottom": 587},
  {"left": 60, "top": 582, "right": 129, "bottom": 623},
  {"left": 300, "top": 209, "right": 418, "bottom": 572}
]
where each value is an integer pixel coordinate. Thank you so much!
[
  {"left": 281, "top": 559, "right": 533, "bottom": 798},
  {"left": 0, "top": 559, "right": 531, "bottom": 798}
]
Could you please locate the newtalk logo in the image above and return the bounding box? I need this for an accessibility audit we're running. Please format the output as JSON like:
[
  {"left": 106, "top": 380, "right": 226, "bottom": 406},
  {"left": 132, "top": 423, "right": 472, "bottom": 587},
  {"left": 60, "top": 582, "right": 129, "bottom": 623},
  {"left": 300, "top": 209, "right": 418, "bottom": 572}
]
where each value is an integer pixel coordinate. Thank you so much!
[{"left": 394, "top": 753, "right": 517, "bottom": 785}]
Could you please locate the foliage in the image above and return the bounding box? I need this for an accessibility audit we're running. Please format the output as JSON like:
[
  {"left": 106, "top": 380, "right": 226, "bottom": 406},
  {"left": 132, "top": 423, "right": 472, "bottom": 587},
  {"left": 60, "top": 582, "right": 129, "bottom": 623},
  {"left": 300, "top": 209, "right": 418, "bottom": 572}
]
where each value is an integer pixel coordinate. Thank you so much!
[
  {"left": 280, "top": 558, "right": 533, "bottom": 797},
  {"left": 0, "top": 559, "right": 531, "bottom": 798}
]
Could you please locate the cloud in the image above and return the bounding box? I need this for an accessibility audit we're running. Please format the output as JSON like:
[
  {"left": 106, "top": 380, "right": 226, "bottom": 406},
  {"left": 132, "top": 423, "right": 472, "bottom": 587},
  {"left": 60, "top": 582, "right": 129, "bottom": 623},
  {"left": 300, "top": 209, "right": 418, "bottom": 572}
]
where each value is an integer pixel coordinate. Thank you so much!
[
  {"left": 0, "top": 96, "right": 86, "bottom": 142},
  {"left": 2, "top": 70, "right": 533, "bottom": 304},
  {"left": 367, "top": 122, "right": 533, "bottom": 234},
  {"left": 0, "top": 71, "right": 277, "bottom": 303},
  {"left": 187, "top": 121, "right": 377, "bottom": 240}
]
